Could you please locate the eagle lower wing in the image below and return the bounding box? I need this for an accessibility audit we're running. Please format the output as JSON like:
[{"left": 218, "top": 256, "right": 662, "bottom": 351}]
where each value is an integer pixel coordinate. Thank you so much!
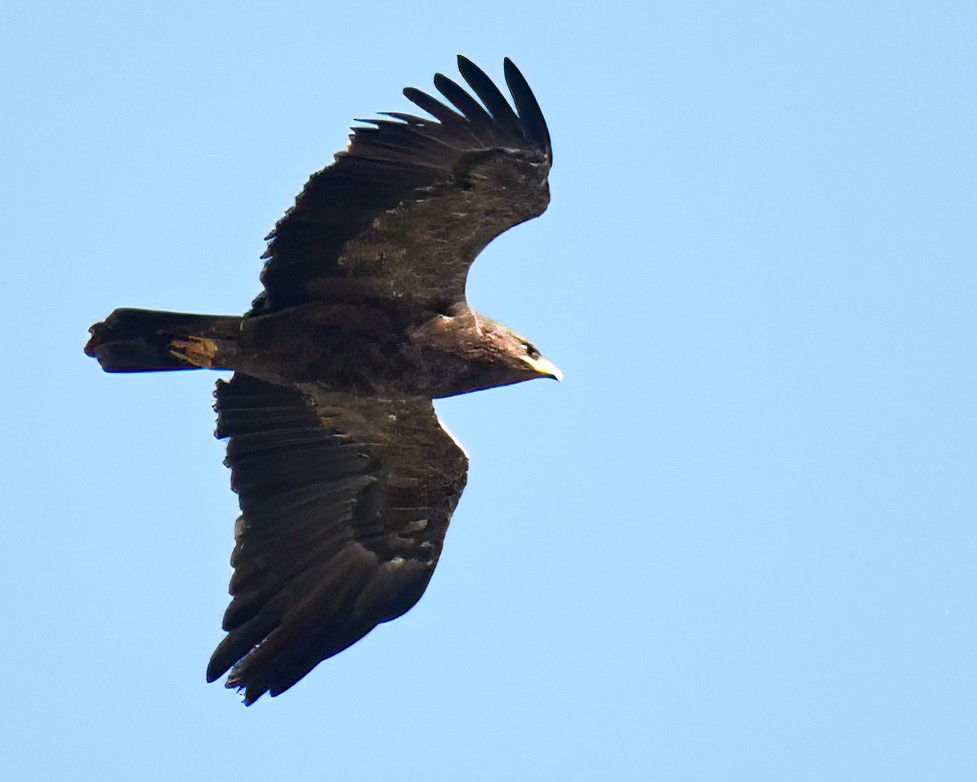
[
  {"left": 252, "top": 57, "right": 551, "bottom": 316},
  {"left": 207, "top": 373, "right": 468, "bottom": 704}
]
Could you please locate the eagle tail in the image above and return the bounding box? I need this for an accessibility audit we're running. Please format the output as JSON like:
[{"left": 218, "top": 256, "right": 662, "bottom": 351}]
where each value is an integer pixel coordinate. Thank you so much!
[{"left": 85, "top": 308, "right": 242, "bottom": 372}]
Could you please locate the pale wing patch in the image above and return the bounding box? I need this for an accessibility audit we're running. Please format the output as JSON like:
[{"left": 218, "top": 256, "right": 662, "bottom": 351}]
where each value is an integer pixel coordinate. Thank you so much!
[
  {"left": 435, "top": 410, "right": 469, "bottom": 460},
  {"left": 170, "top": 336, "right": 218, "bottom": 368}
]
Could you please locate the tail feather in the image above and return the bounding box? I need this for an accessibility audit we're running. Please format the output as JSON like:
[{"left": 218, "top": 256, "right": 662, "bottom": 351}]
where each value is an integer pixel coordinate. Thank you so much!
[{"left": 85, "top": 308, "right": 241, "bottom": 372}]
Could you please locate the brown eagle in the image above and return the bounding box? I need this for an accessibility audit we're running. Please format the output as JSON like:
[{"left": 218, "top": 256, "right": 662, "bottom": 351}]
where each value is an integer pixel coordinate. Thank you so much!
[{"left": 85, "top": 56, "right": 558, "bottom": 704}]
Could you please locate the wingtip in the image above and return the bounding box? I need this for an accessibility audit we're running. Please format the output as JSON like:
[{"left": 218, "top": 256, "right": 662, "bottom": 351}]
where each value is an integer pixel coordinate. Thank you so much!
[
  {"left": 455, "top": 55, "right": 491, "bottom": 87},
  {"left": 242, "top": 685, "right": 264, "bottom": 706},
  {"left": 502, "top": 57, "right": 528, "bottom": 92},
  {"left": 456, "top": 55, "right": 481, "bottom": 76},
  {"left": 205, "top": 661, "right": 224, "bottom": 685},
  {"left": 456, "top": 54, "right": 472, "bottom": 77}
]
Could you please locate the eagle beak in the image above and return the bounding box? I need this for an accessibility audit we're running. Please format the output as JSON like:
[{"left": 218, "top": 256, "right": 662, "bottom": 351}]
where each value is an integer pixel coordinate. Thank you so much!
[{"left": 522, "top": 354, "right": 563, "bottom": 382}]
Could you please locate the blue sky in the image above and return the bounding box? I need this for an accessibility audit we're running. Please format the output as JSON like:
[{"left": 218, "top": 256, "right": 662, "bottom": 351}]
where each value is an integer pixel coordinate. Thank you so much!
[{"left": 3, "top": 1, "right": 975, "bottom": 779}]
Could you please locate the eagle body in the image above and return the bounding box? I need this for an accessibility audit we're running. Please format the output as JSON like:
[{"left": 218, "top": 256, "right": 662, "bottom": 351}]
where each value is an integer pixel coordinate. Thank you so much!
[
  {"left": 213, "top": 303, "right": 553, "bottom": 398},
  {"left": 85, "top": 57, "right": 557, "bottom": 704}
]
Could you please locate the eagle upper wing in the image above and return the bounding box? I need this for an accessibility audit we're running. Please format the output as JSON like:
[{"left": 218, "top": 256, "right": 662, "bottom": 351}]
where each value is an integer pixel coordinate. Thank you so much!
[
  {"left": 206, "top": 373, "right": 468, "bottom": 704},
  {"left": 251, "top": 56, "right": 551, "bottom": 316}
]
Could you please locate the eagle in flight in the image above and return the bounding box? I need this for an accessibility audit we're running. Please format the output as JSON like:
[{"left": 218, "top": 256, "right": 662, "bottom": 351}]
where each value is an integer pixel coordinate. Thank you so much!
[{"left": 85, "top": 57, "right": 558, "bottom": 704}]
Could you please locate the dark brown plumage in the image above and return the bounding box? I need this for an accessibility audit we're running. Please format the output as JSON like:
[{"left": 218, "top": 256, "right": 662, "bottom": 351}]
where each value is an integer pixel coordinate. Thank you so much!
[{"left": 85, "top": 56, "right": 558, "bottom": 704}]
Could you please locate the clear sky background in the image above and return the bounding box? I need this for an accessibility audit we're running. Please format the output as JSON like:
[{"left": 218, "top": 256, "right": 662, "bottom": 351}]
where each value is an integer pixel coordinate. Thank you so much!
[{"left": 3, "top": 1, "right": 975, "bottom": 780}]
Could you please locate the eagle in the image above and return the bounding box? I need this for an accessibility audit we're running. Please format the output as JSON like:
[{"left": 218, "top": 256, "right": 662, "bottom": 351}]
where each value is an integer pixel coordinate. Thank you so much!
[{"left": 85, "top": 56, "right": 558, "bottom": 704}]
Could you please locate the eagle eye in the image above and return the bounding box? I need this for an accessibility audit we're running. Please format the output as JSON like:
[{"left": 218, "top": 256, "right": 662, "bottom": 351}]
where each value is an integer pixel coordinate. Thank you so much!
[{"left": 525, "top": 344, "right": 541, "bottom": 360}]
